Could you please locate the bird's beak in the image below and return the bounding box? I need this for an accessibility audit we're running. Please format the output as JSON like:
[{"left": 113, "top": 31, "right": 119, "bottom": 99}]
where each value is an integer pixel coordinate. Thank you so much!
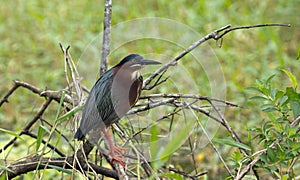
[{"left": 141, "top": 59, "right": 161, "bottom": 65}]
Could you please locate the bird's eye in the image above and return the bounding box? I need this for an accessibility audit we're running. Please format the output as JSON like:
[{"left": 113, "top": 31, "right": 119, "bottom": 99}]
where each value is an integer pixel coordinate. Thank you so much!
[{"left": 131, "top": 59, "right": 136, "bottom": 64}]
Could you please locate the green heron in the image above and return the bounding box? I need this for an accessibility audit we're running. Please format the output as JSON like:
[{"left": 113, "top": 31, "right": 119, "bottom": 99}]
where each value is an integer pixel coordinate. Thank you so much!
[{"left": 74, "top": 54, "right": 161, "bottom": 166}]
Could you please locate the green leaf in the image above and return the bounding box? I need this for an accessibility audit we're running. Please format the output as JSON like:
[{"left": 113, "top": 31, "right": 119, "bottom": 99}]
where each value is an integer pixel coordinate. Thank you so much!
[
  {"left": 267, "top": 148, "right": 276, "bottom": 163},
  {"left": 150, "top": 124, "right": 159, "bottom": 163},
  {"left": 249, "top": 95, "right": 268, "bottom": 101},
  {"left": 212, "top": 138, "right": 251, "bottom": 151},
  {"left": 278, "top": 95, "right": 289, "bottom": 107},
  {"left": 263, "top": 121, "right": 273, "bottom": 134},
  {"left": 260, "top": 104, "right": 276, "bottom": 112},
  {"left": 55, "top": 91, "right": 66, "bottom": 119},
  {"left": 158, "top": 120, "right": 194, "bottom": 161},
  {"left": 244, "top": 87, "right": 264, "bottom": 94},
  {"left": 0, "top": 165, "right": 14, "bottom": 173},
  {"left": 55, "top": 105, "right": 84, "bottom": 122},
  {"left": 36, "top": 125, "right": 45, "bottom": 151},
  {"left": 160, "top": 172, "right": 184, "bottom": 180},
  {"left": 0, "top": 128, "right": 25, "bottom": 142},
  {"left": 290, "top": 101, "right": 300, "bottom": 118},
  {"left": 281, "top": 69, "right": 298, "bottom": 88},
  {"left": 285, "top": 87, "right": 297, "bottom": 99},
  {"left": 40, "top": 125, "right": 51, "bottom": 134},
  {"left": 270, "top": 88, "right": 278, "bottom": 101},
  {"left": 46, "top": 164, "right": 72, "bottom": 174},
  {"left": 265, "top": 74, "right": 276, "bottom": 86}
]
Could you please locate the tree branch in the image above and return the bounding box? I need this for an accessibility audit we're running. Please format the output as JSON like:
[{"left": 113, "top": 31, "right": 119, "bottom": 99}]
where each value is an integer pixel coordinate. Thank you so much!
[
  {"left": 100, "top": 0, "right": 112, "bottom": 75},
  {"left": 3, "top": 155, "right": 118, "bottom": 179},
  {"left": 0, "top": 98, "right": 53, "bottom": 154},
  {"left": 143, "top": 23, "right": 290, "bottom": 89}
]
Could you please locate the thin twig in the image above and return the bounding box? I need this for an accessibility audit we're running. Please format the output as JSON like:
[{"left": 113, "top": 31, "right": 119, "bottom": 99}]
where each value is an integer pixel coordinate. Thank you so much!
[
  {"left": 140, "top": 93, "right": 240, "bottom": 107},
  {"left": 143, "top": 23, "right": 290, "bottom": 88},
  {"left": 0, "top": 80, "right": 73, "bottom": 104},
  {"left": 0, "top": 82, "right": 19, "bottom": 107},
  {"left": 167, "top": 167, "right": 207, "bottom": 179},
  {"left": 187, "top": 103, "right": 234, "bottom": 178},
  {"left": 214, "top": 23, "right": 290, "bottom": 40},
  {"left": 0, "top": 98, "right": 53, "bottom": 154},
  {"left": 22, "top": 131, "right": 65, "bottom": 157}
]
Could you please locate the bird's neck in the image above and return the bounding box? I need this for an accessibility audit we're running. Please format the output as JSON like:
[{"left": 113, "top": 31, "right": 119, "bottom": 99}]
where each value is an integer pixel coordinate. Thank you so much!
[
  {"left": 113, "top": 67, "right": 141, "bottom": 81},
  {"left": 131, "top": 70, "right": 141, "bottom": 80}
]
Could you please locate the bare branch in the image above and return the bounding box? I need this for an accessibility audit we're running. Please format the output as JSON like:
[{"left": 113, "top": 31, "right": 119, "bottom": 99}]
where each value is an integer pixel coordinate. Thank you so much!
[
  {"left": 100, "top": 0, "right": 112, "bottom": 75},
  {"left": 143, "top": 23, "right": 290, "bottom": 87},
  {"left": 139, "top": 93, "right": 240, "bottom": 107},
  {"left": 0, "top": 82, "right": 19, "bottom": 107},
  {"left": 0, "top": 80, "right": 73, "bottom": 105},
  {"left": 2, "top": 155, "right": 118, "bottom": 179},
  {"left": 214, "top": 23, "right": 290, "bottom": 40},
  {"left": 167, "top": 166, "right": 208, "bottom": 180},
  {"left": 0, "top": 98, "right": 53, "bottom": 154}
]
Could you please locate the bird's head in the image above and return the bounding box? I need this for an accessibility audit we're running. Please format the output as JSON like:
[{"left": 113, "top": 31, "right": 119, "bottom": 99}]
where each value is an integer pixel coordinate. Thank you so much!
[{"left": 114, "top": 54, "right": 161, "bottom": 71}]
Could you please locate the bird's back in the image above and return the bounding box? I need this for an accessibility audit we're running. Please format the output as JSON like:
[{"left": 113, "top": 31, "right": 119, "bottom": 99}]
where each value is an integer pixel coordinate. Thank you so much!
[
  {"left": 74, "top": 70, "right": 117, "bottom": 140},
  {"left": 74, "top": 68, "right": 143, "bottom": 140}
]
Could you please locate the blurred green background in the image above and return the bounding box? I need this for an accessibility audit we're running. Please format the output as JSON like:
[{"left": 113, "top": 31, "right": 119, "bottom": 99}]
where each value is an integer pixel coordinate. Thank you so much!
[{"left": 0, "top": 0, "right": 299, "bottom": 178}]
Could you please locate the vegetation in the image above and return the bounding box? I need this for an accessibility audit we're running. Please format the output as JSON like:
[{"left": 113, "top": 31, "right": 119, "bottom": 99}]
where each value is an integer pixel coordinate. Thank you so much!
[{"left": 0, "top": 0, "right": 299, "bottom": 179}]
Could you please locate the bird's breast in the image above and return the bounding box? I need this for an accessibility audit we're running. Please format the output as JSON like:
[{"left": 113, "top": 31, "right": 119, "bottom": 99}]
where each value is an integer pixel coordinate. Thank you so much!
[{"left": 110, "top": 69, "right": 142, "bottom": 118}]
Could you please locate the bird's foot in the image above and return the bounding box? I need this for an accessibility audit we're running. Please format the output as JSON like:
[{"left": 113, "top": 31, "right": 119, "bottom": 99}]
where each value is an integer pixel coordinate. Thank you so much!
[
  {"left": 107, "top": 146, "right": 126, "bottom": 168},
  {"left": 110, "top": 155, "right": 126, "bottom": 168}
]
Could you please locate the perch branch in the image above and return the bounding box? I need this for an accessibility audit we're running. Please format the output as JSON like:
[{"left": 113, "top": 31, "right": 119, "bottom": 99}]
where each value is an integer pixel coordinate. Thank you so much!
[{"left": 140, "top": 93, "right": 240, "bottom": 107}]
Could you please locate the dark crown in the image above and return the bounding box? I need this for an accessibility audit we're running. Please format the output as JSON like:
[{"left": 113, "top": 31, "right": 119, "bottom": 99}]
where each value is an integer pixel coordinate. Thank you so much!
[{"left": 114, "top": 54, "right": 143, "bottom": 67}]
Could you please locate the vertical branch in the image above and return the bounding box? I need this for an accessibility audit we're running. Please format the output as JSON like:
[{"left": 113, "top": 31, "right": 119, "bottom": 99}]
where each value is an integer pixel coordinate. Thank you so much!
[
  {"left": 100, "top": 0, "right": 129, "bottom": 178},
  {"left": 100, "top": 0, "right": 112, "bottom": 75}
]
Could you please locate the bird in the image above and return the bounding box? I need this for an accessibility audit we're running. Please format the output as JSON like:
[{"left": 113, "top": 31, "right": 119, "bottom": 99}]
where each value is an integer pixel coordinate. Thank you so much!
[{"left": 74, "top": 54, "right": 161, "bottom": 166}]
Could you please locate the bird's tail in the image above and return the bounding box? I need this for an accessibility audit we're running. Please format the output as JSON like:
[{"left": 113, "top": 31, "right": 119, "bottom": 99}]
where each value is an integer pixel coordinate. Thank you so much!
[{"left": 74, "top": 128, "right": 85, "bottom": 140}]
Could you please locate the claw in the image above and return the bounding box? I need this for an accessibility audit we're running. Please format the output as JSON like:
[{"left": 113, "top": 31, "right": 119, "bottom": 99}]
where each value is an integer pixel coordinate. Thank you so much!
[
  {"left": 110, "top": 155, "right": 126, "bottom": 168},
  {"left": 107, "top": 145, "right": 126, "bottom": 168}
]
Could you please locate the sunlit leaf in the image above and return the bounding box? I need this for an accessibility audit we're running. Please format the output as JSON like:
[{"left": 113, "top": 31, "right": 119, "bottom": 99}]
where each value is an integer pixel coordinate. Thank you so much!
[
  {"left": 40, "top": 125, "right": 51, "bottom": 134},
  {"left": 278, "top": 95, "right": 289, "bottom": 106},
  {"left": 269, "top": 88, "right": 276, "bottom": 100},
  {"left": 267, "top": 148, "right": 276, "bottom": 163},
  {"left": 36, "top": 126, "right": 45, "bottom": 151},
  {"left": 55, "top": 105, "right": 84, "bottom": 122},
  {"left": 212, "top": 138, "right": 251, "bottom": 151},
  {"left": 281, "top": 69, "right": 298, "bottom": 89},
  {"left": 46, "top": 164, "right": 72, "bottom": 174},
  {"left": 249, "top": 96, "right": 268, "bottom": 101},
  {"left": 260, "top": 104, "right": 276, "bottom": 112},
  {"left": 0, "top": 165, "right": 14, "bottom": 173},
  {"left": 150, "top": 124, "right": 159, "bottom": 164},
  {"left": 290, "top": 101, "right": 300, "bottom": 118},
  {"left": 55, "top": 91, "right": 66, "bottom": 119},
  {"left": 265, "top": 74, "right": 276, "bottom": 86},
  {"left": 158, "top": 120, "right": 194, "bottom": 162},
  {"left": 244, "top": 87, "right": 264, "bottom": 94},
  {"left": 0, "top": 128, "right": 25, "bottom": 142},
  {"left": 160, "top": 172, "right": 184, "bottom": 180}
]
